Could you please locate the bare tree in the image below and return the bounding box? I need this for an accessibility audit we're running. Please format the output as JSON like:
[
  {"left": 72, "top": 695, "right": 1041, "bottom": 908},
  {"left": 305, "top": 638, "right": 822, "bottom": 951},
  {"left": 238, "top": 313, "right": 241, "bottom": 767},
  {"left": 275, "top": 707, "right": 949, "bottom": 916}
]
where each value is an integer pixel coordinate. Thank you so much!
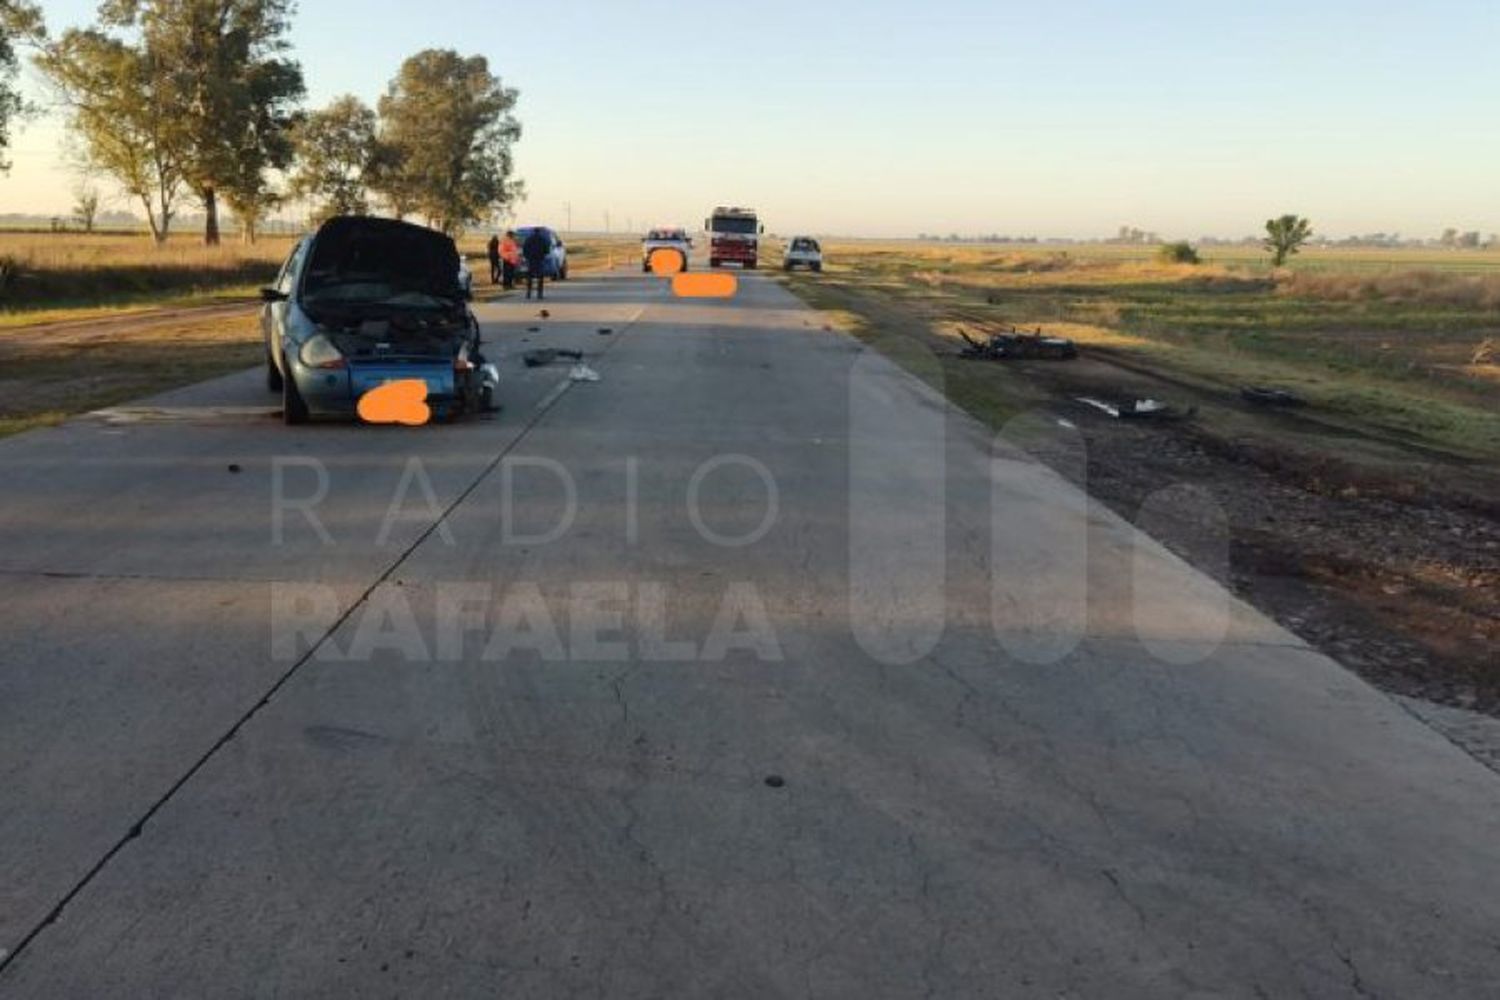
[{"left": 72, "top": 183, "right": 101, "bottom": 231}]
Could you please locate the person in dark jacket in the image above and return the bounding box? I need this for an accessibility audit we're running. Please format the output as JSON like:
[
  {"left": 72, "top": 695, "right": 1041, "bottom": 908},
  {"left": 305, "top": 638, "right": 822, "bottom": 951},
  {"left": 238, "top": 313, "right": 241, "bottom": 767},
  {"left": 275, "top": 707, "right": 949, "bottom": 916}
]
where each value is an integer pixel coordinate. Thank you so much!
[
  {"left": 522, "top": 228, "right": 551, "bottom": 300},
  {"left": 486, "top": 234, "right": 502, "bottom": 285}
]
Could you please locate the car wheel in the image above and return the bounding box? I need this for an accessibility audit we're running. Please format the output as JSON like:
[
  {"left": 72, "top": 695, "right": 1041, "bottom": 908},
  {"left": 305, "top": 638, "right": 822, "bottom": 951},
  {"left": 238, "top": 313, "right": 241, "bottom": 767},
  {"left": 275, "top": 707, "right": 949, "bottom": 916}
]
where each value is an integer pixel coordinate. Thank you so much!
[
  {"left": 746, "top": 260, "right": 758, "bottom": 270},
  {"left": 709, "top": 258, "right": 719, "bottom": 269},
  {"left": 560, "top": 264, "right": 569, "bottom": 280},
  {"left": 266, "top": 350, "right": 284, "bottom": 392},
  {"left": 812, "top": 263, "right": 823, "bottom": 272},
  {"left": 282, "top": 372, "right": 309, "bottom": 425},
  {"left": 643, "top": 261, "right": 651, "bottom": 273}
]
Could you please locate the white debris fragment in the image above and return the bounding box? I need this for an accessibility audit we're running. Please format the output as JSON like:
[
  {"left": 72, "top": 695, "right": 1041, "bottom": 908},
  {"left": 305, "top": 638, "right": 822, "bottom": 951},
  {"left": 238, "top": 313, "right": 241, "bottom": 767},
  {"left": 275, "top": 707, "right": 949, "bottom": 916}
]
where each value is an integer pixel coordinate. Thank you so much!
[{"left": 568, "top": 364, "right": 601, "bottom": 383}]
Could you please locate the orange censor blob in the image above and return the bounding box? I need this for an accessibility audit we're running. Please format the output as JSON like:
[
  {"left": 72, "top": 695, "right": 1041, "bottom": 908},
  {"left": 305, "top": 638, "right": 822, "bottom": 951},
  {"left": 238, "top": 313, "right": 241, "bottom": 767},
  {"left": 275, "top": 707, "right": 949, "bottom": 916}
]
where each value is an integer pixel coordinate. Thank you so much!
[
  {"left": 672, "top": 272, "right": 738, "bottom": 299},
  {"left": 648, "top": 248, "right": 685, "bottom": 275},
  {"left": 358, "top": 379, "right": 431, "bottom": 426}
]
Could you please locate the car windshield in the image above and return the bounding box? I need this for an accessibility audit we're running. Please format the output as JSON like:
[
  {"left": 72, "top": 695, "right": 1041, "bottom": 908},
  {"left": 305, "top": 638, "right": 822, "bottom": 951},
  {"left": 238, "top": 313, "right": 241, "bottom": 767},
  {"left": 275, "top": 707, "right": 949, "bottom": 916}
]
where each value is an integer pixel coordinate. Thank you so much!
[
  {"left": 792, "top": 238, "right": 819, "bottom": 251},
  {"left": 648, "top": 229, "right": 685, "bottom": 241},
  {"left": 711, "top": 217, "right": 757, "bottom": 235}
]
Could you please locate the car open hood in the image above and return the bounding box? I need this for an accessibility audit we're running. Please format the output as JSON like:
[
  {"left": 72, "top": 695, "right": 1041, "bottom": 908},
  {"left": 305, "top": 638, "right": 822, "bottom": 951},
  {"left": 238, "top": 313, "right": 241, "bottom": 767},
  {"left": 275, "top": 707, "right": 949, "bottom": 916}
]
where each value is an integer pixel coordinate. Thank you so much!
[{"left": 303, "top": 216, "right": 464, "bottom": 303}]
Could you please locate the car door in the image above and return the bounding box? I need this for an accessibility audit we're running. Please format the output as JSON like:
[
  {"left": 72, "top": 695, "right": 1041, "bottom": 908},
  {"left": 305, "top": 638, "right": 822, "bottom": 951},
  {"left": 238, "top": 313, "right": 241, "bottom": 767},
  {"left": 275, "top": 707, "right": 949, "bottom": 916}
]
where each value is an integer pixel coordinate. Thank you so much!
[{"left": 264, "top": 238, "right": 307, "bottom": 371}]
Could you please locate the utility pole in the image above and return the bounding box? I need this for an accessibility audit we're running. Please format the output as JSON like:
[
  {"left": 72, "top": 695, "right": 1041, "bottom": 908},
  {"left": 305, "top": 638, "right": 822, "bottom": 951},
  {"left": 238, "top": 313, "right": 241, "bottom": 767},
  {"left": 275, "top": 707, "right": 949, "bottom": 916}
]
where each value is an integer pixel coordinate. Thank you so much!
[{"left": 604, "top": 211, "right": 611, "bottom": 234}]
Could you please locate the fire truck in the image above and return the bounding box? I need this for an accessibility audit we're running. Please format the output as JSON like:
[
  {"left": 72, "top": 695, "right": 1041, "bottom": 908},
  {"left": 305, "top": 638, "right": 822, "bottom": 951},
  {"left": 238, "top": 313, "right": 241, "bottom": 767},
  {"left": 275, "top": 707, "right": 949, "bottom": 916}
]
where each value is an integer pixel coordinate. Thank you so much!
[{"left": 704, "top": 206, "right": 763, "bottom": 269}]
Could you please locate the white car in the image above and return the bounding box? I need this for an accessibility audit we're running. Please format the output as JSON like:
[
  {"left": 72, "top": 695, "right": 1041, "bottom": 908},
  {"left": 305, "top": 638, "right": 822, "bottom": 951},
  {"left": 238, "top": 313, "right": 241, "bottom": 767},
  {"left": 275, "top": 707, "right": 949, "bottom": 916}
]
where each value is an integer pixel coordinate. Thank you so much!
[
  {"left": 783, "top": 236, "right": 823, "bottom": 272},
  {"left": 642, "top": 227, "right": 692, "bottom": 272}
]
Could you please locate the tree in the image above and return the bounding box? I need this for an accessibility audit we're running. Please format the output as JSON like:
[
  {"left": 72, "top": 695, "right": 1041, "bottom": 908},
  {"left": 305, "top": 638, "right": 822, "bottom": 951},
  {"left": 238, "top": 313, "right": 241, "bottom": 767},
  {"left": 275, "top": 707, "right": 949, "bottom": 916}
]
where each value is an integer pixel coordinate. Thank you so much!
[
  {"left": 290, "top": 94, "right": 376, "bottom": 221},
  {"left": 1156, "top": 241, "right": 1200, "bottom": 265},
  {"left": 372, "top": 50, "right": 521, "bottom": 235},
  {"left": 0, "top": 1, "right": 43, "bottom": 172},
  {"left": 101, "top": 0, "right": 304, "bottom": 245},
  {"left": 35, "top": 27, "right": 186, "bottom": 243},
  {"left": 1264, "top": 214, "right": 1312, "bottom": 267},
  {"left": 72, "top": 183, "right": 101, "bottom": 231},
  {"left": 223, "top": 170, "right": 279, "bottom": 243}
]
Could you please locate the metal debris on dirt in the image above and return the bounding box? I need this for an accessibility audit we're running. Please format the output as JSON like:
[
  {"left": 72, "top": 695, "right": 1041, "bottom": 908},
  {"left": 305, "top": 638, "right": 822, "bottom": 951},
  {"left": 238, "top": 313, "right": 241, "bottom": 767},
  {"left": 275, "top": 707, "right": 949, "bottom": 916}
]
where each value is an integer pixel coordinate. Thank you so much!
[
  {"left": 958, "top": 327, "right": 1077, "bottom": 361},
  {"left": 1076, "top": 396, "right": 1197, "bottom": 422},
  {"left": 522, "top": 348, "right": 583, "bottom": 368},
  {"left": 597, "top": 327, "right": 614, "bottom": 335},
  {"left": 1241, "top": 386, "right": 1307, "bottom": 408}
]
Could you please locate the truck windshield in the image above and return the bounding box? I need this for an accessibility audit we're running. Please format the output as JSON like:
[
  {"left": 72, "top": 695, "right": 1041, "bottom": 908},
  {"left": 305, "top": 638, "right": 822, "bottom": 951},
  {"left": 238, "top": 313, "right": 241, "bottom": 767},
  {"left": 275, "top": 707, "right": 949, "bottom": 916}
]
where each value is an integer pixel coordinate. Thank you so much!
[{"left": 711, "top": 217, "right": 758, "bottom": 235}]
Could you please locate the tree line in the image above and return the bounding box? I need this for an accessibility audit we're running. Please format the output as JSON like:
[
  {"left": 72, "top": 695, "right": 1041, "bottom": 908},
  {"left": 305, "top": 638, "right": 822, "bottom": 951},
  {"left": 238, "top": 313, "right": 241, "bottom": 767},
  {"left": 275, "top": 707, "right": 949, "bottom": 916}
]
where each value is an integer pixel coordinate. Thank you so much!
[{"left": 0, "top": 0, "right": 522, "bottom": 245}]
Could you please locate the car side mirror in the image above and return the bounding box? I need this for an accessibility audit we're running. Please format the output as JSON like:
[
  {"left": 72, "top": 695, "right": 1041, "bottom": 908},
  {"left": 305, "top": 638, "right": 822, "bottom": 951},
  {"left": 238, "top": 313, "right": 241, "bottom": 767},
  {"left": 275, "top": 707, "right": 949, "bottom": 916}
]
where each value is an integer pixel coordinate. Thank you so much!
[
  {"left": 759, "top": 225, "right": 765, "bottom": 234},
  {"left": 260, "top": 287, "right": 287, "bottom": 303}
]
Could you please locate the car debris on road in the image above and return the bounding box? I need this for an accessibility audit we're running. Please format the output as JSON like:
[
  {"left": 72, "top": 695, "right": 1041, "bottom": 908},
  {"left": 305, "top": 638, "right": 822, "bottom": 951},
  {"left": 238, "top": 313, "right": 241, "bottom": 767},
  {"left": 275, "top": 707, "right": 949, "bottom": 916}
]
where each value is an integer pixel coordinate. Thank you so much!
[
  {"left": 958, "top": 327, "right": 1078, "bottom": 361},
  {"left": 522, "top": 348, "right": 584, "bottom": 368}
]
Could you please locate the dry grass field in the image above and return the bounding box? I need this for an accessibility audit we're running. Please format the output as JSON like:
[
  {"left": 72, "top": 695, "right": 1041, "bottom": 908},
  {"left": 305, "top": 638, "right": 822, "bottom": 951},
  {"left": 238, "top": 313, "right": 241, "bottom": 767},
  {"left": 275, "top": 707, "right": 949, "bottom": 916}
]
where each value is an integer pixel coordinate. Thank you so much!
[{"left": 0, "top": 229, "right": 643, "bottom": 321}]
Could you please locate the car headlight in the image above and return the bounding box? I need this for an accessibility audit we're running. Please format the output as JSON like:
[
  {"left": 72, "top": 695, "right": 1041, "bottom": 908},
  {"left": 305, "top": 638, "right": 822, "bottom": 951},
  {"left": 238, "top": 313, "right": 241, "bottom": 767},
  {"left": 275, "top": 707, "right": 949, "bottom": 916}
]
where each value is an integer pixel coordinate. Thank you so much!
[{"left": 299, "top": 333, "right": 346, "bottom": 370}]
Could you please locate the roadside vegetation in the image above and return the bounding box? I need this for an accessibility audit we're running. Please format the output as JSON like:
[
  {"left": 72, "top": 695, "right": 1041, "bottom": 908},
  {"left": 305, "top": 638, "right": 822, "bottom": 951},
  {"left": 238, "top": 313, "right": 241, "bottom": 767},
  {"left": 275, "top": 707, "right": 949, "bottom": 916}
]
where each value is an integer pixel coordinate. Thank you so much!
[
  {"left": 0, "top": 231, "right": 291, "bottom": 314},
  {"left": 780, "top": 241, "right": 1500, "bottom": 460}
]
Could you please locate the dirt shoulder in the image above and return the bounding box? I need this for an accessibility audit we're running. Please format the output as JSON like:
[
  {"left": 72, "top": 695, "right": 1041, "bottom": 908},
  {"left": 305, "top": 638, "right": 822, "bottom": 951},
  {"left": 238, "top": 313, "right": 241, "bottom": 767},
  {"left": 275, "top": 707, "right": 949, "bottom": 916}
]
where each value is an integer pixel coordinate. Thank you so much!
[{"left": 783, "top": 274, "right": 1500, "bottom": 725}]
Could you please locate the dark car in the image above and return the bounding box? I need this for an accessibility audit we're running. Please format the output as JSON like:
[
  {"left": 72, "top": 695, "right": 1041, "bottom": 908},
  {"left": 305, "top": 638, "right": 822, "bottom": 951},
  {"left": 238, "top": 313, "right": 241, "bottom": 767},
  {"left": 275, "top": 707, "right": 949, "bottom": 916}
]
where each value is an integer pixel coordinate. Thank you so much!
[
  {"left": 513, "top": 225, "right": 568, "bottom": 280},
  {"left": 261, "top": 217, "right": 496, "bottom": 425}
]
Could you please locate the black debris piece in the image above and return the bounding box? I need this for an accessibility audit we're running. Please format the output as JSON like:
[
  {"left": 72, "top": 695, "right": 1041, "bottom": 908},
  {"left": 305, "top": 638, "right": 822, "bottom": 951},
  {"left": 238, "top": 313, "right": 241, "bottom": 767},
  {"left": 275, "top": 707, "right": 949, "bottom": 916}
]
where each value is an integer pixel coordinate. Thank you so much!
[
  {"left": 958, "top": 327, "right": 1077, "bottom": 361},
  {"left": 522, "top": 348, "right": 585, "bottom": 368},
  {"left": 597, "top": 327, "right": 613, "bottom": 335},
  {"left": 1241, "top": 386, "right": 1306, "bottom": 408}
]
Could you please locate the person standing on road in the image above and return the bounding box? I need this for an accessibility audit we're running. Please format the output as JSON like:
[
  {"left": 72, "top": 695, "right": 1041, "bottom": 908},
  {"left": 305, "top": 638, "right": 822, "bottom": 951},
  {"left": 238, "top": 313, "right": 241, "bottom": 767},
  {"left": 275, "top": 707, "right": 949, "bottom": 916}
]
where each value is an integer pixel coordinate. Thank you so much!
[
  {"left": 487, "top": 233, "right": 502, "bottom": 285},
  {"left": 522, "top": 228, "right": 551, "bottom": 301},
  {"left": 500, "top": 230, "right": 520, "bottom": 290}
]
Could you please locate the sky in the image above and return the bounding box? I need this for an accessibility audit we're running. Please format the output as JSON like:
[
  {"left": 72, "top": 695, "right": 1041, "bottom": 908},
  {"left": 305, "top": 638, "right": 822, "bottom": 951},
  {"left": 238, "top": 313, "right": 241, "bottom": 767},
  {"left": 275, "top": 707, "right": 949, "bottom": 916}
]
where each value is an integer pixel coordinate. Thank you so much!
[{"left": 3, "top": 0, "right": 1498, "bottom": 238}]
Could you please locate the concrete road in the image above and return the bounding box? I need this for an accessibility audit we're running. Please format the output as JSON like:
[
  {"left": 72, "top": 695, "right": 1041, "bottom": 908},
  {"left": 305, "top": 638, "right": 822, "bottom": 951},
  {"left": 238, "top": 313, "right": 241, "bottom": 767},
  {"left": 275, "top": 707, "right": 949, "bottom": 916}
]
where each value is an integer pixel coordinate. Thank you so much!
[{"left": 1, "top": 268, "right": 1498, "bottom": 997}]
